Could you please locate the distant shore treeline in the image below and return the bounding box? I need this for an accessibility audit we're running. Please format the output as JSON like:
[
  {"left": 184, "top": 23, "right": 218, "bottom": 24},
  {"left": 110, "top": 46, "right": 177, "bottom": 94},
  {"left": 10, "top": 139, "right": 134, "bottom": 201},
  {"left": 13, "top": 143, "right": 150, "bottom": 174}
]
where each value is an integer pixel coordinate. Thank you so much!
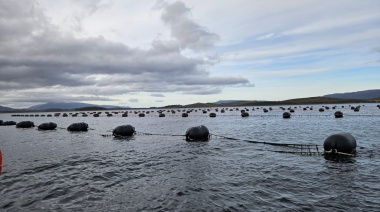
[{"left": 1, "top": 96, "right": 380, "bottom": 113}]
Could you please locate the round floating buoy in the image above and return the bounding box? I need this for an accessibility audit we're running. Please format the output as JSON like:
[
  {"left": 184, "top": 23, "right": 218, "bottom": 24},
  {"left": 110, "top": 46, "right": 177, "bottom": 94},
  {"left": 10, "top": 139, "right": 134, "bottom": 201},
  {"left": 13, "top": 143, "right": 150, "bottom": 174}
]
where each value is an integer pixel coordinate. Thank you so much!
[
  {"left": 334, "top": 111, "right": 343, "bottom": 118},
  {"left": 138, "top": 113, "right": 145, "bottom": 117},
  {"left": 67, "top": 122, "right": 88, "bottom": 132},
  {"left": 353, "top": 107, "right": 360, "bottom": 112},
  {"left": 38, "top": 122, "right": 57, "bottom": 130},
  {"left": 1, "top": 121, "right": 17, "bottom": 126},
  {"left": 289, "top": 109, "right": 295, "bottom": 113},
  {"left": 263, "top": 109, "right": 268, "bottom": 113},
  {"left": 16, "top": 121, "right": 35, "bottom": 128},
  {"left": 93, "top": 114, "right": 100, "bottom": 117},
  {"left": 283, "top": 112, "right": 291, "bottom": 119},
  {"left": 122, "top": 113, "right": 128, "bottom": 117},
  {"left": 182, "top": 113, "right": 188, "bottom": 117},
  {"left": 319, "top": 108, "right": 324, "bottom": 112},
  {"left": 185, "top": 125, "right": 210, "bottom": 141},
  {"left": 159, "top": 113, "right": 165, "bottom": 117},
  {"left": 323, "top": 133, "right": 357, "bottom": 154},
  {"left": 221, "top": 109, "right": 225, "bottom": 113},
  {"left": 209, "top": 113, "right": 216, "bottom": 117},
  {"left": 113, "top": 125, "right": 135, "bottom": 137},
  {"left": 241, "top": 112, "right": 249, "bottom": 117}
]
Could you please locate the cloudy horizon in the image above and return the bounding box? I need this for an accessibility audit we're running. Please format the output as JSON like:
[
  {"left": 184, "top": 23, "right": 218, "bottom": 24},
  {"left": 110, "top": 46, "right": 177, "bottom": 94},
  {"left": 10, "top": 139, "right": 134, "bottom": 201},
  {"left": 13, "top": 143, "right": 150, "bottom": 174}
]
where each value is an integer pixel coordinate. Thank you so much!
[{"left": 1, "top": 0, "right": 379, "bottom": 108}]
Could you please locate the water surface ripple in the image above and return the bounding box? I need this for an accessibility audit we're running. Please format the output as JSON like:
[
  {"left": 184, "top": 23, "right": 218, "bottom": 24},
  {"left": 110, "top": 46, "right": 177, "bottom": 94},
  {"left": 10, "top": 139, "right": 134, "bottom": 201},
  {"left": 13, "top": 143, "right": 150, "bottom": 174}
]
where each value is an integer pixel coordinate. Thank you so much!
[{"left": 1, "top": 104, "right": 379, "bottom": 211}]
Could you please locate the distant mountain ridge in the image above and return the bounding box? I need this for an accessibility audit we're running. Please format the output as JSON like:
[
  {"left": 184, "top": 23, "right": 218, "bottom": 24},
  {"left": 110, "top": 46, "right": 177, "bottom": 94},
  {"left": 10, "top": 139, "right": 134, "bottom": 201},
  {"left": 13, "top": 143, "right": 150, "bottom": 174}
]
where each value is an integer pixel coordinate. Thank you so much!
[
  {"left": 0, "top": 105, "right": 14, "bottom": 111},
  {"left": 323, "top": 89, "right": 380, "bottom": 100},
  {"left": 28, "top": 102, "right": 128, "bottom": 110}
]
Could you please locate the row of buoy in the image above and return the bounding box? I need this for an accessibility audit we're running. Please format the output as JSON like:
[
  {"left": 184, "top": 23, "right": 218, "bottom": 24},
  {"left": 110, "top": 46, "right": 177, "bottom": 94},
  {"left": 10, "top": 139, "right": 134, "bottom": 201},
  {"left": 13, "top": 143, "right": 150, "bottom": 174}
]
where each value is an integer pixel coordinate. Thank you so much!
[
  {"left": 0, "top": 111, "right": 358, "bottom": 129},
  {"left": 0, "top": 120, "right": 359, "bottom": 155},
  {"left": 9, "top": 104, "right": 378, "bottom": 118}
]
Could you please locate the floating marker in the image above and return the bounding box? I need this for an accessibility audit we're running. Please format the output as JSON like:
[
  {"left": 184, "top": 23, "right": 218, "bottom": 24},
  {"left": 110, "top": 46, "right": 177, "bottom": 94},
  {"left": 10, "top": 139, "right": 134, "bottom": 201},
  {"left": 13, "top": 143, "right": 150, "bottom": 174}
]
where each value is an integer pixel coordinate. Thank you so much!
[
  {"left": 334, "top": 111, "right": 343, "bottom": 118},
  {"left": 16, "top": 121, "right": 35, "bottom": 128},
  {"left": 38, "top": 122, "right": 57, "bottom": 130},
  {"left": 185, "top": 125, "right": 209, "bottom": 141},
  {"left": 323, "top": 133, "right": 356, "bottom": 154},
  {"left": 113, "top": 125, "right": 135, "bottom": 137},
  {"left": 67, "top": 122, "right": 89, "bottom": 132},
  {"left": 283, "top": 112, "right": 291, "bottom": 119}
]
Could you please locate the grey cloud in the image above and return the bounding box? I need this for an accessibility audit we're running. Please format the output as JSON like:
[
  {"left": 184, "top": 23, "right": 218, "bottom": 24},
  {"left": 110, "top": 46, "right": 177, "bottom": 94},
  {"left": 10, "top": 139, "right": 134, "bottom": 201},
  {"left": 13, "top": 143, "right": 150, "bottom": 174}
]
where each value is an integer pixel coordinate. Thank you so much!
[
  {"left": 128, "top": 98, "right": 139, "bottom": 103},
  {"left": 0, "top": 0, "right": 251, "bottom": 105},
  {"left": 155, "top": 1, "right": 220, "bottom": 51},
  {"left": 150, "top": 93, "right": 165, "bottom": 97}
]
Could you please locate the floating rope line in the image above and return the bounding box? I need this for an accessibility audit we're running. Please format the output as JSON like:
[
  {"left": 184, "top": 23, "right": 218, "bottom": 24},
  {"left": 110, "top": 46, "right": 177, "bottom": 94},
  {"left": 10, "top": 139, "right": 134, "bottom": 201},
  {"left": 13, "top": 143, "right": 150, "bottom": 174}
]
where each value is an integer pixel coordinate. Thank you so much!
[
  {"left": 210, "top": 133, "right": 320, "bottom": 148},
  {"left": 135, "top": 131, "right": 185, "bottom": 137}
]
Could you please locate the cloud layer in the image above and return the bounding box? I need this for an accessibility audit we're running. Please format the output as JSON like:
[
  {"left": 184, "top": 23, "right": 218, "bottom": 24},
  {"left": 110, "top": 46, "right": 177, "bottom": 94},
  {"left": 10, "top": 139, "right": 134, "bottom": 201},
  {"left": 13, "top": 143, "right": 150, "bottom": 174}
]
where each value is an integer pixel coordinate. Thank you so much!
[{"left": 0, "top": 0, "right": 250, "bottom": 107}]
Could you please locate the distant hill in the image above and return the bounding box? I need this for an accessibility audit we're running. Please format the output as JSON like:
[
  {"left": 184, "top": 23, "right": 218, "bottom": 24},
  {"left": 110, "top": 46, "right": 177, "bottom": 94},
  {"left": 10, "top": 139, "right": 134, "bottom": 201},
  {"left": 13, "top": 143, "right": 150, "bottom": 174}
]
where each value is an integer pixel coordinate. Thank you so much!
[
  {"left": 0, "top": 105, "right": 14, "bottom": 111},
  {"left": 28, "top": 102, "right": 128, "bottom": 110},
  {"left": 324, "top": 89, "right": 380, "bottom": 100},
  {"left": 214, "top": 100, "right": 244, "bottom": 104},
  {"left": 162, "top": 97, "right": 370, "bottom": 108}
]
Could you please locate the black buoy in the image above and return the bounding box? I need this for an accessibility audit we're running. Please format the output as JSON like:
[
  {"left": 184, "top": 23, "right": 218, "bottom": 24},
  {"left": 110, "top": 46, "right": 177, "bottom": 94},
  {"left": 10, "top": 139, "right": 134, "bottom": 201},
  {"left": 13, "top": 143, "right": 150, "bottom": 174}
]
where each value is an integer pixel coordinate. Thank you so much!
[
  {"left": 334, "top": 111, "right": 343, "bottom": 118},
  {"left": 159, "top": 113, "right": 165, "bottom": 117},
  {"left": 209, "top": 113, "right": 216, "bottom": 117},
  {"left": 67, "top": 122, "right": 89, "bottom": 132},
  {"left": 182, "top": 113, "right": 188, "bottom": 117},
  {"left": 283, "top": 112, "right": 291, "bottom": 119},
  {"left": 1, "top": 121, "right": 17, "bottom": 126},
  {"left": 138, "top": 113, "right": 145, "bottom": 117},
  {"left": 38, "top": 122, "right": 57, "bottom": 130},
  {"left": 241, "top": 112, "right": 249, "bottom": 117},
  {"left": 16, "top": 121, "right": 35, "bottom": 128},
  {"left": 319, "top": 108, "right": 324, "bottom": 112},
  {"left": 113, "top": 125, "right": 135, "bottom": 137},
  {"left": 323, "top": 133, "right": 357, "bottom": 154},
  {"left": 185, "top": 125, "right": 209, "bottom": 141}
]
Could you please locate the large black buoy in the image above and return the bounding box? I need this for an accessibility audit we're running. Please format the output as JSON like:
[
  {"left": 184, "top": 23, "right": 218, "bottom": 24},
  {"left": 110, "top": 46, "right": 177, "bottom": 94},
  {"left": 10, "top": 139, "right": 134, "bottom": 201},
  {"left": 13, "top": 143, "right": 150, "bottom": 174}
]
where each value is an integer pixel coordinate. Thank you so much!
[
  {"left": 185, "top": 125, "right": 210, "bottom": 141},
  {"left": 283, "top": 112, "right": 291, "bottom": 119},
  {"left": 16, "top": 121, "right": 35, "bottom": 128},
  {"left": 113, "top": 125, "right": 135, "bottom": 137},
  {"left": 209, "top": 113, "right": 216, "bottom": 117},
  {"left": 241, "top": 112, "right": 249, "bottom": 117},
  {"left": 67, "top": 122, "right": 89, "bottom": 132},
  {"left": 38, "top": 122, "right": 57, "bottom": 130},
  {"left": 323, "top": 133, "right": 357, "bottom": 154},
  {"left": 182, "top": 113, "right": 188, "bottom": 117},
  {"left": 138, "top": 113, "right": 145, "bottom": 117},
  {"left": 334, "top": 111, "right": 343, "bottom": 118},
  {"left": 159, "top": 113, "right": 165, "bottom": 117}
]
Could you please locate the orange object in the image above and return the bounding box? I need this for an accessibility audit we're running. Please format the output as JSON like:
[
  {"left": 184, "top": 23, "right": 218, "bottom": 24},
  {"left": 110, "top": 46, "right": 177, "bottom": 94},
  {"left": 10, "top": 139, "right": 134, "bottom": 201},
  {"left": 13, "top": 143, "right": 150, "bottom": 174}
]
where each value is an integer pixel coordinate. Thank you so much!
[{"left": 0, "top": 150, "right": 2, "bottom": 175}]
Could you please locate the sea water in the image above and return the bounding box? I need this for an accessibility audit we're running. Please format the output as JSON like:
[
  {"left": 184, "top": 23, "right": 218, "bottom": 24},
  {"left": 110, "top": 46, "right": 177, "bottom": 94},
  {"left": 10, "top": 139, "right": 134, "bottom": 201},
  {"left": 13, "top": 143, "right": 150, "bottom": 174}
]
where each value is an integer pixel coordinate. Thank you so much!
[{"left": 1, "top": 104, "right": 379, "bottom": 211}]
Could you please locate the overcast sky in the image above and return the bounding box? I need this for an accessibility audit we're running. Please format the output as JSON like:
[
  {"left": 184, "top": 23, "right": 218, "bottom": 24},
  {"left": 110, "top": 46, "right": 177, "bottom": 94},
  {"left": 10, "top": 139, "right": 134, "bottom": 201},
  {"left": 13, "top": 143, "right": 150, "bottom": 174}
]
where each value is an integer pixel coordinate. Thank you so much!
[{"left": 1, "top": 0, "right": 379, "bottom": 108}]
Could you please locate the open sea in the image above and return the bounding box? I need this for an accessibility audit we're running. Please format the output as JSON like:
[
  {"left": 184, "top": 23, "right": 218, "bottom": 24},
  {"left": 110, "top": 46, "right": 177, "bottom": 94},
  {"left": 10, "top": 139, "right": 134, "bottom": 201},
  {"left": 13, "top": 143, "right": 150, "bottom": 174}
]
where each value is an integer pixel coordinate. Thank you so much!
[{"left": 1, "top": 104, "right": 379, "bottom": 211}]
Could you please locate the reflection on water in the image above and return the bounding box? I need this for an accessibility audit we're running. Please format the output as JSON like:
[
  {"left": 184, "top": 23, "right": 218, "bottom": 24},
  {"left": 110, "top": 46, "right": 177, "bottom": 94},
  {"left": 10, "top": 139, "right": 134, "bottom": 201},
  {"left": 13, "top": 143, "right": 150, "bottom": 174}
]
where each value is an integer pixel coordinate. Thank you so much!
[{"left": 1, "top": 104, "right": 380, "bottom": 211}]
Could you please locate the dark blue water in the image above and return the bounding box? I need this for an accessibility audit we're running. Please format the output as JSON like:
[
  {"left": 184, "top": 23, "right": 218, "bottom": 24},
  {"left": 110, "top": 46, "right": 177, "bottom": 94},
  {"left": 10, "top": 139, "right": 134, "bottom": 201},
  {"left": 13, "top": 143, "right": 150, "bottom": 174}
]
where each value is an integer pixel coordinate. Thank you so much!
[{"left": 1, "top": 104, "right": 379, "bottom": 211}]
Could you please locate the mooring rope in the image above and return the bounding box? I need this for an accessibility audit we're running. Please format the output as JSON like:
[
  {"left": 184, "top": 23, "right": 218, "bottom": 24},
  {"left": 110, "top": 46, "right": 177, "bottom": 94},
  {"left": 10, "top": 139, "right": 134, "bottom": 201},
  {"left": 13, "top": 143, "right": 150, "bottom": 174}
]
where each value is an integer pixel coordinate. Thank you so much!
[{"left": 210, "top": 133, "right": 320, "bottom": 148}]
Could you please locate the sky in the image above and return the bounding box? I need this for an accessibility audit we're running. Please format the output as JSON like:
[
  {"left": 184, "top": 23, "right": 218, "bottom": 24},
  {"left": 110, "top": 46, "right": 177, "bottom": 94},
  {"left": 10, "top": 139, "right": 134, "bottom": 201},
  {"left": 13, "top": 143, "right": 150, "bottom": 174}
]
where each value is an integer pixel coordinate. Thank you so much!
[{"left": 0, "top": 0, "right": 379, "bottom": 108}]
